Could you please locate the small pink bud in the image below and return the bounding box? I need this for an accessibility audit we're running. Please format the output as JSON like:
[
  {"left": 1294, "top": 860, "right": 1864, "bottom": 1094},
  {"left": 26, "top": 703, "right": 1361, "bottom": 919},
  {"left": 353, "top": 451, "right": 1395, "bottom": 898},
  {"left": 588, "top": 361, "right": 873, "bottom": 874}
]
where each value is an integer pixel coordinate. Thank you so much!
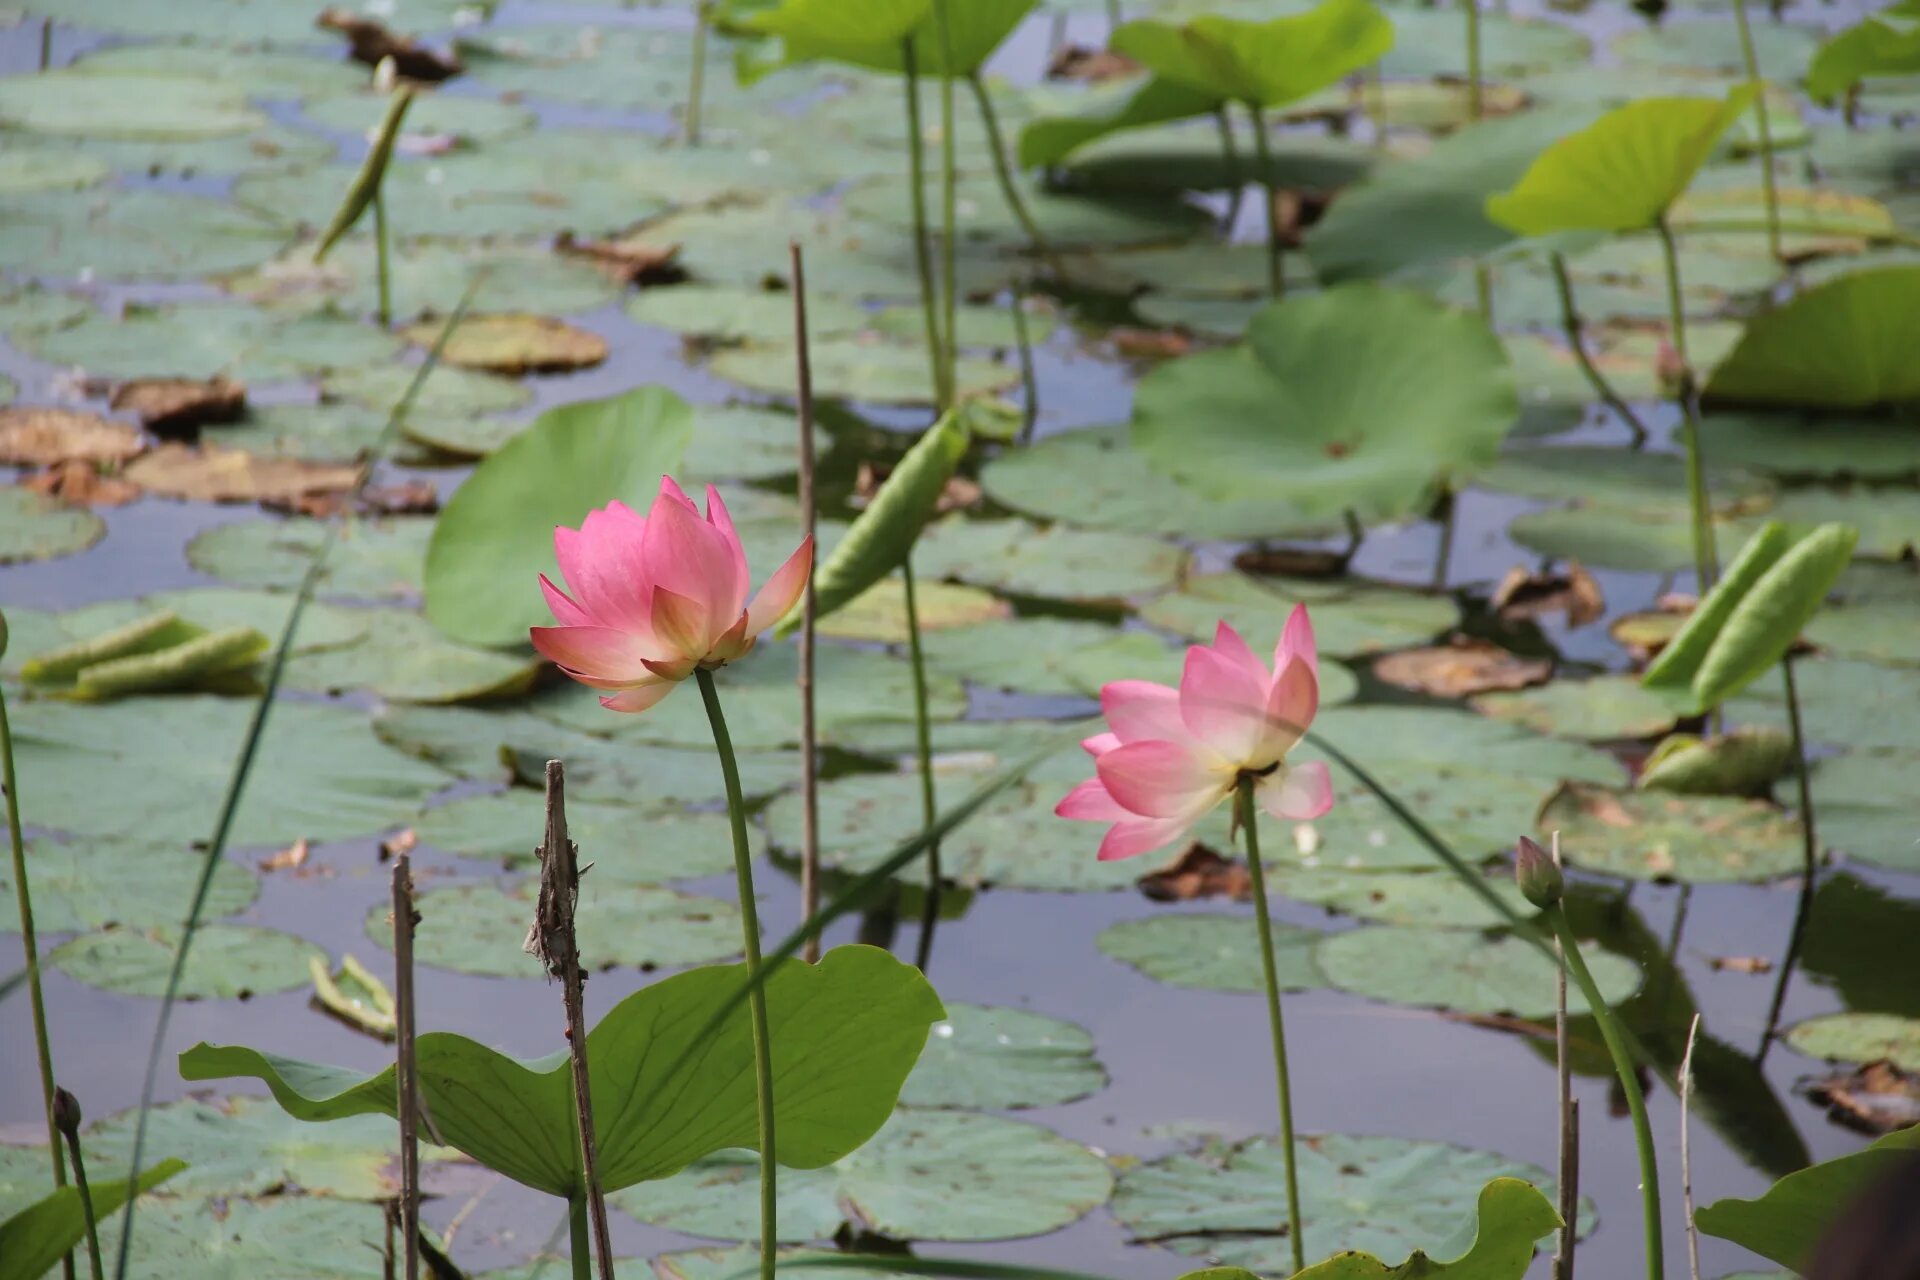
[{"left": 1515, "top": 836, "right": 1564, "bottom": 908}]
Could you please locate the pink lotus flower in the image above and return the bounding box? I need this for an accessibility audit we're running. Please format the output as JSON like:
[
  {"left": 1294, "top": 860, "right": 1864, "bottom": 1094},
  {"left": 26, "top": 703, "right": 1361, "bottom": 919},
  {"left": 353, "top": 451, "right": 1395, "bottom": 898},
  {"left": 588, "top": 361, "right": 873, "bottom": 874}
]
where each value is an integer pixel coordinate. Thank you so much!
[
  {"left": 1057, "top": 606, "right": 1334, "bottom": 861},
  {"left": 530, "top": 477, "right": 813, "bottom": 714}
]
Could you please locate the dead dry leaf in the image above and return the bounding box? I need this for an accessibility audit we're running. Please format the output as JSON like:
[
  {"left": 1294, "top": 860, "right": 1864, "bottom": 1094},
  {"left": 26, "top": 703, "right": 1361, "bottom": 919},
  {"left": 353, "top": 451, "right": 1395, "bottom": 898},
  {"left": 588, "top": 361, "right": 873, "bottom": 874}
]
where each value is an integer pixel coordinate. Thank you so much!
[
  {"left": 20, "top": 459, "right": 143, "bottom": 507},
  {"left": 0, "top": 407, "right": 144, "bottom": 466},
  {"left": 260, "top": 838, "right": 310, "bottom": 872},
  {"left": 1046, "top": 43, "right": 1143, "bottom": 82},
  {"left": 1706, "top": 954, "right": 1774, "bottom": 974},
  {"left": 1491, "top": 561, "right": 1605, "bottom": 628},
  {"left": 401, "top": 312, "right": 608, "bottom": 374},
  {"left": 1137, "top": 845, "right": 1252, "bottom": 902},
  {"left": 1373, "top": 637, "right": 1552, "bottom": 698},
  {"left": 110, "top": 376, "right": 246, "bottom": 433},
  {"left": 1805, "top": 1061, "right": 1920, "bottom": 1135},
  {"left": 317, "top": 7, "right": 462, "bottom": 80},
  {"left": 123, "top": 443, "right": 360, "bottom": 505},
  {"left": 555, "top": 232, "right": 685, "bottom": 286},
  {"left": 380, "top": 828, "right": 418, "bottom": 862},
  {"left": 1234, "top": 545, "right": 1349, "bottom": 579},
  {"left": 270, "top": 479, "right": 438, "bottom": 519},
  {"left": 1110, "top": 327, "right": 1194, "bottom": 359}
]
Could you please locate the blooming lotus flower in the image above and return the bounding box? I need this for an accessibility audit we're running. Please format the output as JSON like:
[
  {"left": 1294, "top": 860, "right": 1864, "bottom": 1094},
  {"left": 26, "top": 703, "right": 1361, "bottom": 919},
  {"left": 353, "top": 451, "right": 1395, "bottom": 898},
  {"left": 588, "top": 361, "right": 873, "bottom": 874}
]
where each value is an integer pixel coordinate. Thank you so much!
[
  {"left": 530, "top": 477, "right": 813, "bottom": 714},
  {"left": 1057, "top": 606, "right": 1333, "bottom": 861}
]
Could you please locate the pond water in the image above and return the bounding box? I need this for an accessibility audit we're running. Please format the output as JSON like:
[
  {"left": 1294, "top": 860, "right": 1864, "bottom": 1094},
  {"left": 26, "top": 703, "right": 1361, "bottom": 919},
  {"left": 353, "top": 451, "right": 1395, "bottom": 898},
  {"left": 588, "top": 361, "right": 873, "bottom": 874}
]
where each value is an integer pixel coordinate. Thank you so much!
[{"left": 1, "top": 0, "right": 1917, "bottom": 1277}]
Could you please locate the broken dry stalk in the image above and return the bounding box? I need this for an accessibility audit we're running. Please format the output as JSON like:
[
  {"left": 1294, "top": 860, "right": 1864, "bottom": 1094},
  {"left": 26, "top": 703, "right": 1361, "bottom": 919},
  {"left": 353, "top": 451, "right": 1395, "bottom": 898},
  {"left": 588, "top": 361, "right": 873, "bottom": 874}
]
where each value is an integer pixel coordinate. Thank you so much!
[
  {"left": 391, "top": 854, "right": 422, "bottom": 1280},
  {"left": 525, "top": 761, "right": 617, "bottom": 1280},
  {"left": 1680, "top": 1013, "right": 1703, "bottom": 1280},
  {"left": 790, "top": 241, "right": 822, "bottom": 965}
]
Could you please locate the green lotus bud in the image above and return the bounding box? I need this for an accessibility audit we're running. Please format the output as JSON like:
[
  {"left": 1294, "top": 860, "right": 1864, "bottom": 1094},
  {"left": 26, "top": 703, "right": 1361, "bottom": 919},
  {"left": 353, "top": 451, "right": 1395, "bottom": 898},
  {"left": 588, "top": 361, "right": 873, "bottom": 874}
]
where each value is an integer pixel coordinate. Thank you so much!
[{"left": 1515, "top": 836, "right": 1564, "bottom": 909}]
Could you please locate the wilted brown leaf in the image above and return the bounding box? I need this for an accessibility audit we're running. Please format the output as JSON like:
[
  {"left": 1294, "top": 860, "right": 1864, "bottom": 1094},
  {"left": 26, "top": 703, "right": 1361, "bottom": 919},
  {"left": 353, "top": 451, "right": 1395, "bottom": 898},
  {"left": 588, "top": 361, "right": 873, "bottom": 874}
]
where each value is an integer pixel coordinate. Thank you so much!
[
  {"left": 270, "top": 479, "right": 438, "bottom": 519},
  {"left": 110, "top": 376, "right": 246, "bottom": 433},
  {"left": 1046, "top": 43, "right": 1143, "bottom": 82},
  {"left": 401, "top": 312, "right": 608, "bottom": 374},
  {"left": 0, "top": 407, "right": 143, "bottom": 466},
  {"left": 555, "top": 232, "right": 685, "bottom": 286},
  {"left": 380, "top": 828, "right": 418, "bottom": 862},
  {"left": 1707, "top": 954, "right": 1774, "bottom": 974},
  {"left": 1234, "top": 545, "right": 1348, "bottom": 578},
  {"left": 1138, "top": 845, "right": 1251, "bottom": 902},
  {"left": 1806, "top": 1061, "right": 1920, "bottom": 1135},
  {"left": 260, "top": 838, "right": 310, "bottom": 872},
  {"left": 1491, "top": 561, "right": 1605, "bottom": 628},
  {"left": 123, "top": 443, "right": 360, "bottom": 505},
  {"left": 20, "top": 459, "right": 142, "bottom": 507},
  {"left": 1374, "top": 638, "right": 1552, "bottom": 698},
  {"left": 317, "top": 7, "right": 462, "bottom": 80},
  {"left": 1111, "top": 327, "right": 1193, "bottom": 359}
]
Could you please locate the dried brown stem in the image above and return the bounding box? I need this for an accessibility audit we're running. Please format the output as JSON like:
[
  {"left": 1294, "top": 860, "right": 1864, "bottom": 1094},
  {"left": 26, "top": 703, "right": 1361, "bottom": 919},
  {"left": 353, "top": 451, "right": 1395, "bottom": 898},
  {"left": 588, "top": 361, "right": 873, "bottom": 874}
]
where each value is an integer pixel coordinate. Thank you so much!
[
  {"left": 525, "top": 761, "right": 617, "bottom": 1280},
  {"left": 790, "top": 240, "right": 822, "bottom": 965},
  {"left": 391, "top": 854, "right": 422, "bottom": 1280},
  {"left": 1680, "top": 1013, "right": 1703, "bottom": 1280},
  {"left": 1551, "top": 832, "right": 1576, "bottom": 1280}
]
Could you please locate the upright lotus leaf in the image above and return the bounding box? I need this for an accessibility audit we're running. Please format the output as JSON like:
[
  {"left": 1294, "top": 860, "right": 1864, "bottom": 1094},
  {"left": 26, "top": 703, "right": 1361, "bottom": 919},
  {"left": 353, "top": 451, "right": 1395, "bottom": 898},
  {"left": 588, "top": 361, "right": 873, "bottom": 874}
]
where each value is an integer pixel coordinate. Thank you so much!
[
  {"left": 1696, "top": 1125, "right": 1920, "bottom": 1270},
  {"left": 424, "top": 387, "right": 694, "bottom": 648},
  {"left": 1703, "top": 266, "right": 1920, "bottom": 409},
  {"left": 1112, "top": 0, "right": 1395, "bottom": 109},
  {"left": 1131, "top": 286, "right": 1518, "bottom": 522},
  {"left": 1276, "top": 1177, "right": 1561, "bottom": 1279},
  {"left": 1644, "top": 521, "right": 1859, "bottom": 710},
  {"left": 1807, "top": 2, "right": 1920, "bottom": 101},
  {"left": 1485, "top": 87, "right": 1759, "bottom": 235},
  {"left": 784, "top": 405, "right": 970, "bottom": 631},
  {"left": 181, "top": 946, "right": 943, "bottom": 1199},
  {"left": 739, "top": 0, "right": 1034, "bottom": 76},
  {"left": 0, "top": 1158, "right": 186, "bottom": 1280},
  {"left": 1018, "top": 78, "right": 1220, "bottom": 168},
  {"left": 314, "top": 87, "right": 414, "bottom": 262}
]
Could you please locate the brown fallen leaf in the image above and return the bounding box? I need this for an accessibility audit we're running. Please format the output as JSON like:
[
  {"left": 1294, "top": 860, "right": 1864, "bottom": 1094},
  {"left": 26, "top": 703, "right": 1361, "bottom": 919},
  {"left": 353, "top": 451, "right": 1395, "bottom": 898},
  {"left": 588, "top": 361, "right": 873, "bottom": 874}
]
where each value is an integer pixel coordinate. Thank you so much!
[
  {"left": 380, "top": 828, "right": 419, "bottom": 863},
  {"left": 1805, "top": 1060, "right": 1920, "bottom": 1135},
  {"left": 1234, "top": 545, "right": 1349, "bottom": 579},
  {"left": 555, "top": 232, "right": 685, "bottom": 286},
  {"left": 1374, "top": 637, "right": 1553, "bottom": 698},
  {"left": 1609, "top": 598, "right": 1694, "bottom": 664},
  {"left": 317, "top": 7, "right": 462, "bottom": 80},
  {"left": 1138, "top": 845, "right": 1252, "bottom": 902},
  {"left": 20, "top": 459, "right": 143, "bottom": 507},
  {"left": 1110, "top": 327, "right": 1193, "bottom": 360},
  {"left": 269, "top": 479, "right": 438, "bottom": 519},
  {"left": 110, "top": 376, "right": 246, "bottom": 434},
  {"left": 1491, "top": 561, "right": 1606, "bottom": 628},
  {"left": 123, "top": 443, "right": 361, "bottom": 505},
  {"left": 0, "top": 407, "right": 144, "bottom": 466},
  {"left": 855, "top": 462, "right": 979, "bottom": 516},
  {"left": 260, "top": 838, "right": 310, "bottom": 872},
  {"left": 400, "top": 312, "right": 608, "bottom": 374},
  {"left": 1706, "top": 954, "right": 1774, "bottom": 974},
  {"left": 1046, "top": 43, "right": 1143, "bottom": 82}
]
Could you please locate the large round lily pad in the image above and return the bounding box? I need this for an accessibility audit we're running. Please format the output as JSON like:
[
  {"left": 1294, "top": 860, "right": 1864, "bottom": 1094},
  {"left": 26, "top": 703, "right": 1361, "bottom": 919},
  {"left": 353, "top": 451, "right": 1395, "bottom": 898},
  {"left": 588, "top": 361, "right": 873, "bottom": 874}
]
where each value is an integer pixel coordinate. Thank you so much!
[
  {"left": 1800, "top": 748, "right": 1920, "bottom": 873},
  {"left": 901, "top": 1002, "right": 1108, "bottom": 1110},
  {"left": 377, "top": 880, "right": 742, "bottom": 978},
  {"left": 1470, "top": 676, "right": 1685, "bottom": 740},
  {"left": 187, "top": 517, "right": 431, "bottom": 601},
  {"left": 281, "top": 608, "right": 543, "bottom": 704},
  {"left": 613, "top": 1109, "right": 1113, "bottom": 1242},
  {"left": 914, "top": 516, "right": 1187, "bottom": 601},
  {"left": 815, "top": 576, "right": 1007, "bottom": 645},
  {"left": 230, "top": 236, "right": 621, "bottom": 321},
  {"left": 0, "top": 487, "right": 103, "bottom": 564},
  {"left": 49, "top": 923, "right": 323, "bottom": 998},
  {"left": 0, "top": 70, "right": 266, "bottom": 139},
  {"left": 414, "top": 792, "right": 747, "bottom": 882},
  {"left": 1786, "top": 1013, "right": 1920, "bottom": 1070},
  {"left": 304, "top": 89, "right": 536, "bottom": 145},
  {"left": 1315, "top": 925, "right": 1641, "bottom": 1016},
  {"left": 1140, "top": 573, "right": 1459, "bottom": 659},
  {"left": 920, "top": 616, "right": 1171, "bottom": 698},
  {"left": 1541, "top": 782, "right": 1805, "bottom": 883},
  {"left": 0, "top": 188, "right": 292, "bottom": 281},
  {"left": 1097, "top": 913, "right": 1325, "bottom": 992},
  {"left": 627, "top": 284, "right": 871, "bottom": 344},
  {"left": 1730, "top": 659, "right": 1920, "bottom": 753},
  {"left": 19, "top": 301, "right": 402, "bottom": 383},
  {"left": 70, "top": 42, "right": 368, "bottom": 101},
  {"left": 0, "top": 839, "right": 257, "bottom": 935},
  {"left": 1274, "top": 867, "right": 1538, "bottom": 929},
  {"left": 709, "top": 338, "right": 1016, "bottom": 405}
]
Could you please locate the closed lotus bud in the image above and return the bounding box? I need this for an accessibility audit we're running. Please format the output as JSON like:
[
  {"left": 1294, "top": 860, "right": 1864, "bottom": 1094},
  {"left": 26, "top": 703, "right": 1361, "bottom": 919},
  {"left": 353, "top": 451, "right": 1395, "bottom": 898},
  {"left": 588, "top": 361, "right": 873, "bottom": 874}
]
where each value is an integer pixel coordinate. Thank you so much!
[
  {"left": 52, "top": 1086, "right": 81, "bottom": 1137},
  {"left": 1515, "top": 836, "right": 1564, "bottom": 908}
]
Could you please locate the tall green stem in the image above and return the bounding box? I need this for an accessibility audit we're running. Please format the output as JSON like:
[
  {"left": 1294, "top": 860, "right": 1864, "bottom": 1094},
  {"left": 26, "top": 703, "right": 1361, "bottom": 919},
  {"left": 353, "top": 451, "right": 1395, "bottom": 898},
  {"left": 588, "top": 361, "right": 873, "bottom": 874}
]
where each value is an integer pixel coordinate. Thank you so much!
[
  {"left": 968, "top": 73, "right": 1052, "bottom": 264},
  {"left": 1548, "top": 908, "right": 1663, "bottom": 1280},
  {"left": 903, "top": 561, "right": 942, "bottom": 972},
  {"left": 1463, "top": 0, "right": 1483, "bottom": 121},
  {"left": 1656, "top": 217, "right": 1719, "bottom": 591},
  {"left": 1246, "top": 103, "right": 1284, "bottom": 298},
  {"left": 568, "top": 1196, "right": 592, "bottom": 1280},
  {"left": 1782, "top": 656, "right": 1819, "bottom": 886},
  {"left": 0, "top": 683, "right": 73, "bottom": 1264},
  {"left": 1550, "top": 252, "right": 1650, "bottom": 445},
  {"left": 1731, "top": 0, "right": 1781, "bottom": 260},
  {"left": 686, "top": 0, "right": 709, "bottom": 146},
  {"left": 58, "top": 1115, "right": 104, "bottom": 1280},
  {"left": 695, "top": 669, "right": 778, "bottom": 1280},
  {"left": 1011, "top": 288, "right": 1039, "bottom": 445},
  {"left": 1236, "top": 776, "right": 1306, "bottom": 1275},
  {"left": 373, "top": 187, "right": 392, "bottom": 329},
  {"left": 934, "top": 0, "right": 959, "bottom": 396},
  {"left": 901, "top": 42, "right": 950, "bottom": 409},
  {"left": 1214, "top": 107, "right": 1247, "bottom": 226}
]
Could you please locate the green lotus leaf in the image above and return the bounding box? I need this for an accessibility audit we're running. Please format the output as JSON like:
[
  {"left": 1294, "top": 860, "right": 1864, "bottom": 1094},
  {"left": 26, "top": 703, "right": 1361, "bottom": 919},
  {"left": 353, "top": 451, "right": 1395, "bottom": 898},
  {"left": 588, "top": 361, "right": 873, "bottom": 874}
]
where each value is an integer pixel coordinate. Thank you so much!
[
  {"left": 1111, "top": 0, "right": 1394, "bottom": 109},
  {"left": 1097, "top": 912, "right": 1325, "bottom": 992},
  {"left": 1696, "top": 1125, "right": 1920, "bottom": 1270},
  {"left": 1635, "top": 727, "right": 1796, "bottom": 796},
  {"left": 900, "top": 1002, "right": 1107, "bottom": 1109},
  {"left": 1786, "top": 1011, "right": 1920, "bottom": 1070},
  {"left": 1808, "top": 5, "right": 1920, "bottom": 101},
  {"left": 187, "top": 516, "right": 432, "bottom": 602},
  {"left": 0, "top": 1159, "right": 184, "bottom": 1280},
  {"left": 51, "top": 923, "right": 323, "bottom": 999},
  {"left": 1542, "top": 781, "right": 1804, "bottom": 882},
  {"left": 1705, "top": 266, "right": 1920, "bottom": 409},
  {"left": 1285, "top": 1177, "right": 1563, "bottom": 1279},
  {"left": 0, "top": 487, "right": 103, "bottom": 565}
]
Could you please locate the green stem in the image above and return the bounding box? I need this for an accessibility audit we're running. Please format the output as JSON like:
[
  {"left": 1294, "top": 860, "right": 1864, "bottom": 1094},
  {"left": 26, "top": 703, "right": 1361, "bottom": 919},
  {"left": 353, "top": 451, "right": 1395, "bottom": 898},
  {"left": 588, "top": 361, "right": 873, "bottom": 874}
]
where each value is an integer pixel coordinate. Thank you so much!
[
  {"left": 1011, "top": 288, "right": 1039, "bottom": 445},
  {"left": 968, "top": 73, "right": 1052, "bottom": 266},
  {"left": 0, "top": 685, "right": 71, "bottom": 1196},
  {"left": 1364, "top": 67, "right": 1388, "bottom": 150},
  {"left": 903, "top": 560, "right": 942, "bottom": 971},
  {"left": 1549, "top": 908, "right": 1663, "bottom": 1280},
  {"left": 60, "top": 1124, "right": 104, "bottom": 1280},
  {"left": 1236, "top": 776, "right": 1306, "bottom": 1275},
  {"left": 695, "top": 668, "right": 778, "bottom": 1280},
  {"left": 1107, "top": 0, "right": 1122, "bottom": 29},
  {"left": 1550, "top": 252, "right": 1650, "bottom": 445},
  {"left": 934, "top": 0, "right": 959, "bottom": 402},
  {"left": 1730, "top": 0, "right": 1781, "bottom": 261},
  {"left": 568, "top": 1196, "right": 592, "bottom": 1280},
  {"left": 1431, "top": 491, "right": 1455, "bottom": 592},
  {"left": 373, "top": 187, "right": 392, "bottom": 329},
  {"left": 1656, "top": 217, "right": 1719, "bottom": 591},
  {"left": 1214, "top": 107, "right": 1247, "bottom": 226},
  {"left": 686, "top": 0, "right": 708, "bottom": 146},
  {"left": 901, "top": 42, "right": 951, "bottom": 410},
  {"left": 1783, "top": 656, "right": 1819, "bottom": 882},
  {"left": 1247, "top": 103, "right": 1284, "bottom": 298},
  {"left": 1464, "top": 0, "right": 1483, "bottom": 121},
  {"left": 1473, "top": 264, "right": 1494, "bottom": 326}
]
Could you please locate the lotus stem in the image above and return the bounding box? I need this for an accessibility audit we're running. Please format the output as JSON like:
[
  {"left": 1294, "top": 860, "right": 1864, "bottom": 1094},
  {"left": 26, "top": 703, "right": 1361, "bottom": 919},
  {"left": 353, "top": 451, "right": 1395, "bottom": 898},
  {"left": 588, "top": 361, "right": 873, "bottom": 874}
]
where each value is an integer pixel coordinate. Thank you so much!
[
  {"left": 695, "top": 668, "right": 778, "bottom": 1280},
  {"left": 1464, "top": 0, "right": 1484, "bottom": 121},
  {"left": 1235, "top": 775, "right": 1306, "bottom": 1275},
  {"left": 903, "top": 560, "right": 943, "bottom": 972},
  {"left": 934, "top": 0, "right": 960, "bottom": 399},
  {"left": 1474, "top": 265, "right": 1494, "bottom": 324},
  {"left": 1549, "top": 252, "right": 1650, "bottom": 445},
  {"left": 568, "top": 1196, "right": 592, "bottom": 1280},
  {"left": 1655, "top": 216, "right": 1719, "bottom": 591},
  {"left": 1547, "top": 906, "right": 1663, "bottom": 1280},
  {"left": 53, "top": 1091, "right": 102, "bottom": 1280},
  {"left": 1431, "top": 490, "right": 1455, "bottom": 592},
  {"left": 373, "top": 187, "right": 392, "bottom": 329},
  {"left": 1680, "top": 1013, "right": 1703, "bottom": 1280},
  {"left": 1214, "top": 107, "right": 1247, "bottom": 226},
  {"left": 1551, "top": 834, "right": 1577, "bottom": 1280},
  {"left": 1756, "top": 654, "right": 1820, "bottom": 1063},
  {"left": 1246, "top": 103, "right": 1284, "bottom": 298},
  {"left": 1730, "top": 0, "right": 1782, "bottom": 261},
  {"left": 686, "top": 0, "right": 709, "bottom": 146},
  {"left": 39, "top": 16, "right": 51, "bottom": 70},
  {"left": 790, "top": 241, "right": 823, "bottom": 965},
  {"left": 969, "top": 73, "right": 1053, "bottom": 266},
  {"left": 901, "top": 42, "right": 951, "bottom": 410},
  {"left": 392, "top": 854, "right": 422, "bottom": 1280},
  {"left": 1012, "top": 288, "right": 1039, "bottom": 445}
]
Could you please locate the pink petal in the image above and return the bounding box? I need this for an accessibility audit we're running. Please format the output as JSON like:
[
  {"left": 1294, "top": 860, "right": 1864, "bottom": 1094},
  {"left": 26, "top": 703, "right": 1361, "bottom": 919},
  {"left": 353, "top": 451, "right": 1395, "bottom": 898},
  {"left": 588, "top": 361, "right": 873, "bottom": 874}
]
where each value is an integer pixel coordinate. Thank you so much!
[
  {"left": 1210, "top": 620, "right": 1270, "bottom": 688},
  {"left": 1276, "top": 604, "right": 1318, "bottom": 681},
  {"left": 553, "top": 521, "right": 653, "bottom": 640},
  {"left": 707, "top": 611, "right": 755, "bottom": 663},
  {"left": 1056, "top": 777, "right": 1129, "bottom": 822},
  {"left": 643, "top": 481, "right": 743, "bottom": 633},
  {"left": 656, "top": 475, "right": 699, "bottom": 512},
  {"left": 703, "top": 485, "right": 751, "bottom": 619},
  {"left": 601, "top": 682, "right": 677, "bottom": 714},
  {"left": 1259, "top": 656, "right": 1319, "bottom": 762},
  {"left": 538, "top": 573, "right": 592, "bottom": 628},
  {"left": 642, "top": 655, "right": 698, "bottom": 681},
  {"left": 1100, "top": 680, "right": 1187, "bottom": 745},
  {"left": 1081, "top": 731, "right": 1122, "bottom": 758},
  {"left": 1259, "top": 760, "right": 1333, "bottom": 821},
  {"left": 1179, "top": 644, "right": 1271, "bottom": 765},
  {"left": 650, "top": 584, "right": 711, "bottom": 662},
  {"left": 743, "top": 535, "right": 814, "bottom": 635},
  {"left": 1096, "top": 739, "right": 1226, "bottom": 820},
  {"left": 528, "top": 625, "right": 655, "bottom": 683},
  {"left": 1097, "top": 816, "right": 1197, "bottom": 862}
]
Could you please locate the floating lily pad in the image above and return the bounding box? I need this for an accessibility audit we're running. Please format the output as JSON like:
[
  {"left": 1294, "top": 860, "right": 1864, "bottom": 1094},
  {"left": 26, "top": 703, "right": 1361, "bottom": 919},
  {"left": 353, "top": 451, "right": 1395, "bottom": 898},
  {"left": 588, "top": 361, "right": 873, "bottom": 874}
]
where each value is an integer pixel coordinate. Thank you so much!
[
  {"left": 282, "top": 608, "right": 543, "bottom": 703},
  {"left": 1141, "top": 573, "right": 1459, "bottom": 659},
  {"left": 9, "top": 695, "right": 449, "bottom": 846},
  {"left": 1761, "top": 485, "right": 1920, "bottom": 559},
  {"left": 710, "top": 338, "right": 1016, "bottom": 405},
  {"left": 1112, "top": 1132, "right": 1582, "bottom": 1274},
  {"left": 1805, "top": 563, "right": 1920, "bottom": 666},
  {"left": 613, "top": 1109, "right": 1113, "bottom": 1243},
  {"left": 0, "top": 839, "right": 257, "bottom": 935},
  {"left": 1471, "top": 676, "right": 1684, "bottom": 740},
  {"left": 0, "top": 487, "right": 103, "bottom": 564},
  {"left": 1694, "top": 411, "right": 1920, "bottom": 480},
  {"left": 19, "top": 301, "right": 402, "bottom": 383},
  {"left": 1275, "top": 867, "right": 1538, "bottom": 928},
  {"left": 628, "top": 284, "right": 871, "bottom": 344},
  {"left": 0, "top": 188, "right": 292, "bottom": 281},
  {"left": 403, "top": 312, "right": 608, "bottom": 375},
  {"left": 50, "top": 922, "right": 323, "bottom": 998},
  {"left": 872, "top": 302, "right": 1057, "bottom": 351},
  {"left": 1801, "top": 749, "right": 1920, "bottom": 873},
  {"left": 0, "top": 70, "right": 265, "bottom": 139},
  {"left": 0, "top": 145, "right": 108, "bottom": 194},
  {"left": 230, "top": 236, "right": 621, "bottom": 321},
  {"left": 1731, "top": 658, "right": 1920, "bottom": 753},
  {"left": 305, "top": 89, "right": 536, "bottom": 145},
  {"left": 651, "top": 1248, "right": 914, "bottom": 1280},
  {"left": 0, "top": 286, "right": 92, "bottom": 335},
  {"left": 71, "top": 42, "right": 368, "bottom": 101},
  {"left": 1787, "top": 1012, "right": 1920, "bottom": 1070},
  {"left": 914, "top": 516, "right": 1186, "bottom": 601},
  {"left": 920, "top": 616, "right": 1151, "bottom": 698},
  {"left": 32, "top": 0, "right": 486, "bottom": 43},
  {"left": 1541, "top": 782, "right": 1804, "bottom": 883},
  {"left": 378, "top": 879, "right": 742, "bottom": 978},
  {"left": 1316, "top": 924, "right": 1640, "bottom": 1016},
  {"left": 93, "top": 1195, "right": 389, "bottom": 1278},
  {"left": 845, "top": 166, "right": 1211, "bottom": 250},
  {"left": 901, "top": 1002, "right": 1108, "bottom": 1110},
  {"left": 680, "top": 404, "right": 826, "bottom": 482},
  {"left": 414, "top": 792, "right": 748, "bottom": 881},
  {"left": 1097, "top": 913, "right": 1325, "bottom": 992},
  {"left": 211, "top": 401, "right": 429, "bottom": 464},
  {"left": 1612, "top": 19, "right": 1821, "bottom": 80},
  {"left": 1383, "top": 10, "right": 1592, "bottom": 77},
  {"left": 188, "top": 516, "right": 431, "bottom": 601}
]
